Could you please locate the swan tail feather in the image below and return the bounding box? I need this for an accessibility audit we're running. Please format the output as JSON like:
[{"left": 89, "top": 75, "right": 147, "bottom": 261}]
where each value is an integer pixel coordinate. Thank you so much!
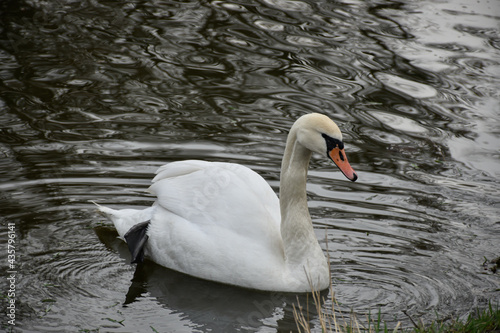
[
  {"left": 124, "top": 220, "right": 150, "bottom": 264},
  {"left": 92, "top": 200, "right": 154, "bottom": 238}
]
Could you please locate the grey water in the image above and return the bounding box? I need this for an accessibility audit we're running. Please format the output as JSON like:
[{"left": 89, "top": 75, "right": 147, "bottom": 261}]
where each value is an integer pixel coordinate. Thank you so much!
[{"left": 0, "top": 0, "right": 499, "bottom": 332}]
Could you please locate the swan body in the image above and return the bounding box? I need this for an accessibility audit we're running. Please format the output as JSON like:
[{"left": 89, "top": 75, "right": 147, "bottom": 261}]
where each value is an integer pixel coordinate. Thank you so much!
[{"left": 97, "top": 113, "right": 357, "bottom": 292}]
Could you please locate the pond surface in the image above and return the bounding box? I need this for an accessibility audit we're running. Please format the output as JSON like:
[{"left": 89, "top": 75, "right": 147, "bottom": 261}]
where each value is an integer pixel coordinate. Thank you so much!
[{"left": 1, "top": 0, "right": 499, "bottom": 332}]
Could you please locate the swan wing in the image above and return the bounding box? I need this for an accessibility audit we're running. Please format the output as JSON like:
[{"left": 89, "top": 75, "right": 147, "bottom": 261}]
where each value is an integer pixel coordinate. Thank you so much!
[
  {"left": 147, "top": 161, "right": 285, "bottom": 284},
  {"left": 149, "top": 161, "right": 280, "bottom": 234}
]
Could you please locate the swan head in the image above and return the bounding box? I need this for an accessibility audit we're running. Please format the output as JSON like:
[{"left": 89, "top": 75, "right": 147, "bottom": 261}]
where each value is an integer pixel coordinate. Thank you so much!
[{"left": 294, "top": 113, "right": 358, "bottom": 182}]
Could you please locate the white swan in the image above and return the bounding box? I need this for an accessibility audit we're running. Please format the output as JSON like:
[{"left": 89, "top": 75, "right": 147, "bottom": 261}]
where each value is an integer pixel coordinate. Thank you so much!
[{"left": 97, "top": 113, "right": 357, "bottom": 292}]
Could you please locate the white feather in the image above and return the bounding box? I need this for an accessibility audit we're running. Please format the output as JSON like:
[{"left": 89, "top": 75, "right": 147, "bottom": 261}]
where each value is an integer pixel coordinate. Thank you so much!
[{"left": 96, "top": 113, "right": 357, "bottom": 292}]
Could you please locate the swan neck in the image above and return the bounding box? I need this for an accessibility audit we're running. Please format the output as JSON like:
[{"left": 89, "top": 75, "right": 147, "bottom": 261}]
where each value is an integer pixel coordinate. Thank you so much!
[
  {"left": 279, "top": 129, "right": 318, "bottom": 264},
  {"left": 280, "top": 134, "right": 311, "bottom": 207}
]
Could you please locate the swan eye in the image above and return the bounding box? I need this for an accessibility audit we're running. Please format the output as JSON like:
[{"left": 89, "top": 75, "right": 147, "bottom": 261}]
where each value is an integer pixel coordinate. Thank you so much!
[{"left": 321, "top": 133, "right": 344, "bottom": 154}]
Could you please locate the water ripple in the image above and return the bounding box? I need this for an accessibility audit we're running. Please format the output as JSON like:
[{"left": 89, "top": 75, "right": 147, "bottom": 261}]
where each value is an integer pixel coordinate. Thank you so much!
[{"left": 1, "top": 0, "right": 499, "bottom": 331}]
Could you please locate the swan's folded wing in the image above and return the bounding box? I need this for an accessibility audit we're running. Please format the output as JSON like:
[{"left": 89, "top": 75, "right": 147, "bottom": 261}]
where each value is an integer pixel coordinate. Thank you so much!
[
  {"left": 148, "top": 162, "right": 281, "bottom": 239},
  {"left": 152, "top": 160, "right": 211, "bottom": 182}
]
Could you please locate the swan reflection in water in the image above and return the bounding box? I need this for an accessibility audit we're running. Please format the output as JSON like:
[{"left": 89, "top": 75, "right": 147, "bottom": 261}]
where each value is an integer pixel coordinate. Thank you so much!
[{"left": 95, "top": 226, "right": 328, "bottom": 332}]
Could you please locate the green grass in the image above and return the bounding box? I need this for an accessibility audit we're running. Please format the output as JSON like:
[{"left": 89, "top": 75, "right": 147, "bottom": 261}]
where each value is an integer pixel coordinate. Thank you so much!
[
  {"left": 438, "top": 303, "right": 500, "bottom": 333},
  {"left": 293, "top": 286, "right": 500, "bottom": 333}
]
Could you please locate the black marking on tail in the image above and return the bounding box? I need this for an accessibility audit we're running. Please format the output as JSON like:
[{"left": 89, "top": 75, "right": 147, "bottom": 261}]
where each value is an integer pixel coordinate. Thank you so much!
[{"left": 124, "top": 221, "right": 150, "bottom": 264}]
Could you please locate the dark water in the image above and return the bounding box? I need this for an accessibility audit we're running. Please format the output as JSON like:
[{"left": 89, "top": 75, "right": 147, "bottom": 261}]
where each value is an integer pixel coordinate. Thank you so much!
[{"left": 1, "top": 0, "right": 499, "bottom": 331}]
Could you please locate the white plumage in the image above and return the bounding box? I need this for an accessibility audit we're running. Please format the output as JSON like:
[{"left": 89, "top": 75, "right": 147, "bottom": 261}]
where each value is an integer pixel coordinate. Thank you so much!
[{"left": 97, "top": 113, "right": 357, "bottom": 292}]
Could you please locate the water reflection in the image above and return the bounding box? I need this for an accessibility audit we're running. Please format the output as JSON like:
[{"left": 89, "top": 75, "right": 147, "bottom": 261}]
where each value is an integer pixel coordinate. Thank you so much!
[
  {"left": 0, "top": 0, "right": 499, "bottom": 331},
  {"left": 97, "top": 226, "right": 322, "bottom": 332}
]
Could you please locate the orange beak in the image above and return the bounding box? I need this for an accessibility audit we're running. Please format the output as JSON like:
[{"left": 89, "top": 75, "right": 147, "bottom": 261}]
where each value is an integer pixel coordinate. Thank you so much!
[{"left": 329, "top": 147, "right": 358, "bottom": 182}]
